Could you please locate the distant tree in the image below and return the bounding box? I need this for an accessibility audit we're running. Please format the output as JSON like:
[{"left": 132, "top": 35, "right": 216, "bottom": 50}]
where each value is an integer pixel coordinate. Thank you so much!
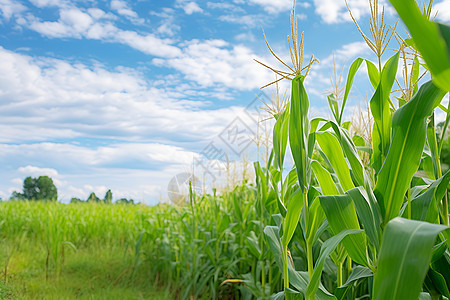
[
  {"left": 115, "top": 198, "right": 135, "bottom": 205},
  {"left": 87, "top": 192, "right": 100, "bottom": 202},
  {"left": 36, "top": 176, "right": 58, "bottom": 200},
  {"left": 10, "top": 191, "right": 25, "bottom": 200},
  {"left": 104, "top": 189, "right": 112, "bottom": 204},
  {"left": 16, "top": 176, "right": 57, "bottom": 201},
  {"left": 70, "top": 197, "right": 83, "bottom": 203}
]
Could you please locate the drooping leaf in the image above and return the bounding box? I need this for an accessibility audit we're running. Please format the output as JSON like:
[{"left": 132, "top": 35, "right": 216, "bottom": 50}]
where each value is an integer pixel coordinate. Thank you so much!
[
  {"left": 388, "top": 0, "right": 450, "bottom": 92},
  {"left": 290, "top": 75, "right": 310, "bottom": 191},
  {"left": 370, "top": 52, "right": 399, "bottom": 174},
  {"left": 316, "top": 131, "right": 354, "bottom": 192},
  {"left": 329, "top": 122, "right": 368, "bottom": 188},
  {"left": 374, "top": 80, "right": 446, "bottom": 223},
  {"left": 373, "top": 218, "right": 449, "bottom": 300},
  {"left": 305, "top": 229, "right": 363, "bottom": 299},
  {"left": 311, "top": 160, "right": 339, "bottom": 195},
  {"left": 335, "top": 266, "right": 373, "bottom": 300},
  {"left": 274, "top": 105, "right": 290, "bottom": 170},
  {"left": 339, "top": 58, "right": 364, "bottom": 124},
  {"left": 365, "top": 60, "right": 380, "bottom": 89},
  {"left": 404, "top": 170, "right": 450, "bottom": 223},
  {"left": 346, "top": 187, "right": 382, "bottom": 251},
  {"left": 319, "top": 195, "right": 368, "bottom": 266},
  {"left": 282, "top": 188, "right": 305, "bottom": 246}
]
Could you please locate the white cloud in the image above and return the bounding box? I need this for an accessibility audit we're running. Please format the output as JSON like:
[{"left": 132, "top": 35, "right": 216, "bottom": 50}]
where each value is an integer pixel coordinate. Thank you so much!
[
  {"left": 313, "top": 0, "right": 390, "bottom": 24},
  {"left": 29, "top": 0, "right": 68, "bottom": 8},
  {"left": 18, "top": 165, "right": 59, "bottom": 177},
  {"left": 0, "top": 47, "right": 256, "bottom": 144},
  {"left": 21, "top": 7, "right": 182, "bottom": 58},
  {"left": 183, "top": 2, "right": 203, "bottom": 14},
  {"left": 433, "top": 0, "right": 450, "bottom": 22},
  {"left": 111, "top": 0, "right": 138, "bottom": 18},
  {"left": 245, "top": 0, "right": 309, "bottom": 14},
  {"left": 110, "top": 0, "right": 145, "bottom": 24},
  {"left": 0, "top": 0, "right": 26, "bottom": 21},
  {"left": 153, "top": 8, "right": 180, "bottom": 37},
  {"left": 219, "top": 14, "right": 262, "bottom": 27},
  {"left": 153, "top": 39, "right": 273, "bottom": 90}
]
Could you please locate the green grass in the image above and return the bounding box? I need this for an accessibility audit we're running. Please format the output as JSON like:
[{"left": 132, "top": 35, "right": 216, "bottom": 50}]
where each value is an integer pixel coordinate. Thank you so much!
[
  {"left": 0, "top": 202, "right": 174, "bottom": 299},
  {"left": 0, "top": 245, "right": 171, "bottom": 299}
]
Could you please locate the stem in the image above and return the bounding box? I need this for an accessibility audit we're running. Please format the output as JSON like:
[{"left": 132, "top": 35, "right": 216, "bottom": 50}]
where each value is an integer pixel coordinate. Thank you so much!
[
  {"left": 407, "top": 185, "right": 411, "bottom": 219},
  {"left": 303, "top": 188, "right": 313, "bottom": 280},
  {"left": 262, "top": 260, "right": 266, "bottom": 295},
  {"left": 337, "top": 261, "right": 343, "bottom": 287},
  {"left": 443, "top": 193, "right": 449, "bottom": 226},
  {"left": 283, "top": 243, "right": 289, "bottom": 290},
  {"left": 347, "top": 257, "right": 352, "bottom": 277}
]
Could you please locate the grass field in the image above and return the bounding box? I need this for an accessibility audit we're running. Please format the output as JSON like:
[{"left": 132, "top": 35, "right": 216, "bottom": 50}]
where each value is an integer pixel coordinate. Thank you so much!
[{"left": 0, "top": 201, "right": 175, "bottom": 299}]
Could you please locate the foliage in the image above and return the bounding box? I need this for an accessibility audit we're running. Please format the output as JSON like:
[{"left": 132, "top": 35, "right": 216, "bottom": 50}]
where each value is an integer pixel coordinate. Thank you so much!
[
  {"left": 249, "top": 0, "right": 450, "bottom": 299},
  {"left": 11, "top": 176, "right": 57, "bottom": 201}
]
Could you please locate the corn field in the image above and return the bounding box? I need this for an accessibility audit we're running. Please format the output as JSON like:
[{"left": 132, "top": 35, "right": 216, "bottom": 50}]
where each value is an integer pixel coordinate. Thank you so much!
[{"left": 2, "top": 0, "right": 450, "bottom": 299}]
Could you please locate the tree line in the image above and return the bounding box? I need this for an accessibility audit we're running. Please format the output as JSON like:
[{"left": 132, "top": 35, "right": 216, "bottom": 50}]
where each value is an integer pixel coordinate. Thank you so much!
[{"left": 9, "top": 176, "right": 136, "bottom": 204}]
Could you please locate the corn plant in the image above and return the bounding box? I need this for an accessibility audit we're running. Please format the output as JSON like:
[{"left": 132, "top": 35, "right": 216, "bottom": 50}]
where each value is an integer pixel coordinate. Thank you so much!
[{"left": 254, "top": 0, "right": 450, "bottom": 299}]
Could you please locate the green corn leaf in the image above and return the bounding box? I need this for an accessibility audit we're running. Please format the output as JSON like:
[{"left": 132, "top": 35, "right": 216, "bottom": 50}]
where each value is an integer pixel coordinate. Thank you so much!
[
  {"left": 316, "top": 131, "right": 354, "bottom": 192},
  {"left": 305, "top": 229, "right": 363, "bottom": 299},
  {"left": 282, "top": 188, "right": 304, "bottom": 247},
  {"left": 274, "top": 105, "right": 290, "bottom": 170},
  {"left": 264, "top": 225, "right": 283, "bottom": 270},
  {"left": 311, "top": 160, "right": 339, "bottom": 195},
  {"left": 388, "top": 0, "right": 450, "bottom": 92},
  {"left": 412, "top": 55, "right": 420, "bottom": 95},
  {"left": 306, "top": 198, "right": 326, "bottom": 244},
  {"left": 426, "top": 268, "right": 450, "bottom": 298},
  {"left": 370, "top": 52, "right": 399, "bottom": 174},
  {"left": 328, "top": 122, "right": 367, "bottom": 188},
  {"left": 374, "top": 80, "right": 446, "bottom": 223},
  {"left": 365, "top": 60, "right": 380, "bottom": 89},
  {"left": 335, "top": 266, "right": 373, "bottom": 300},
  {"left": 404, "top": 170, "right": 450, "bottom": 223},
  {"left": 419, "top": 293, "right": 432, "bottom": 300},
  {"left": 346, "top": 187, "right": 382, "bottom": 251},
  {"left": 373, "top": 217, "right": 449, "bottom": 300},
  {"left": 319, "top": 195, "right": 368, "bottom": 267},
  {"left": 339, "top": 58, "right": 364, "bottom": 124},
  {"left": 265, "top": 225, "right": 336, "bottom": 300},
  {"left": 290, "top": 75, "right": 310, "bottom": 191},
  {"left": 328, "top": 94, "right": 339, "bottom": 123},
  {"left": 352, "top": 135, "right": 365, "bottom": 147},
  {"left": 430, "top": 253, "right": 450, "bottom": 297},
  {"left": 427, "top": 114, "right": 440, "bottom": 179}
]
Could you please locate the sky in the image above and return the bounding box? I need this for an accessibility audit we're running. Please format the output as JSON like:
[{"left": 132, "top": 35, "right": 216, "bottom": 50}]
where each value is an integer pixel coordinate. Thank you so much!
[{"left": 0, "top": 0, "right": 449, "bottom": 205}]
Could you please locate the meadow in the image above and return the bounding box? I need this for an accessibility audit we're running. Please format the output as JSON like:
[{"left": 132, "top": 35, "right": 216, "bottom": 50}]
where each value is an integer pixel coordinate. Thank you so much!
[{"left": 1, "top": 0, "right": 450, "bottom": 299}]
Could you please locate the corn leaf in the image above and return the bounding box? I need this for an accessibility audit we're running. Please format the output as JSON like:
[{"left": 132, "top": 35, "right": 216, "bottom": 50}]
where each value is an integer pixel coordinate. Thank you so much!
[
  {"left": 319, "top": 195, "right": 368, "bottom": 266},
  {"left": 290, "top": 75, "right": 310, "bottom": 191},
  {"left": 370, "top": 52, "right": 399, "bottom": 174},
  {"left": 274, "top": 105, "right": 290, "bottom": 170},
  {"left": 346, "top": 187, "right": 382, "bottom": 251},
  {"left": 339, "top": 58, "right": 364, "bottom": 124},
  {"left": 404, "top": 169, "right": 450, "bottom": 223},
  {"left": 305, "top": 229, "right": 363, "bottom": 299},
  {"left": 388, "top": 0, "right": 450, "bottom": 92},
  {"left": 334, "top": 266, "right": 373, "bottom": 300},
  {"left": 282, "top": 188, "right": 304, "bottom": 247},
  {"left": 365, "top": 60, "right": 380, "bottom": 89},
  {"left": 373, "top": 218, "right": 449, "bottom": 300},
  {"left": 316, "top": 132, "right": 354, "bottom": 192},
  {"left": 311, "top": 160, "right": 339, "bottom": 195},
  {"left": 374, "top": 80, "right": 446, "bottom": 223}
]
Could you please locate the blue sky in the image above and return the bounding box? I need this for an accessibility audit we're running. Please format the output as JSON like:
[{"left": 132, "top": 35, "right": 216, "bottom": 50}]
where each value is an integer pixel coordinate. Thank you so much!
[{"left": 0, "top": 0, "right": 449, "bottom": 205}]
